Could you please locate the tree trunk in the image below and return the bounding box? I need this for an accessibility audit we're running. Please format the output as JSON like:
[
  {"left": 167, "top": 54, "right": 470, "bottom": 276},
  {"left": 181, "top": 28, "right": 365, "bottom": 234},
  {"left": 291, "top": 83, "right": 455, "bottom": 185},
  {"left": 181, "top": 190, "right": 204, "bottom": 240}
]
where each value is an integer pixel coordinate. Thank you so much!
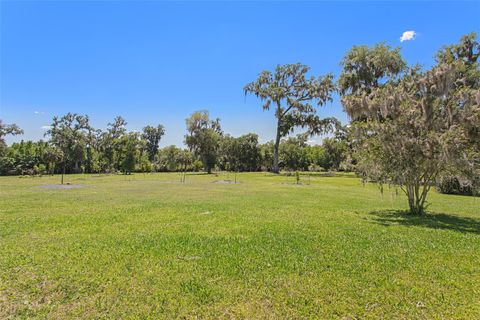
[
  {"left": 406, "top": 183, "right": 429, "bottom": 215},
  {"left": 272, "top": 120, "right": 281, "bottom": 174},
  {"left": 61, "top": 161, "right": 66, "bottom": 185}
]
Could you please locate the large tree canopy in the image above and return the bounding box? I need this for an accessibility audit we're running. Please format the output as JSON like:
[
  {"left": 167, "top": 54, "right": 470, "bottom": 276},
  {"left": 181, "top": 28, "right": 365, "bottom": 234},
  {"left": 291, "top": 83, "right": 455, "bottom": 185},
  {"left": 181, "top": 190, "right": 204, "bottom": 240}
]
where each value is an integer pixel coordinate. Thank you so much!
[
  {"left": 338, "top": 43, "right": 406, "bottom": 95},
  {"left": 338, "top": 43, "right": 407, "bottom": 120},
  {"left": 340, "top": 34, "right": 480, "bottom": 214},
  {"left": 244, "top": 63, "right": 337, "bottom": 173}
]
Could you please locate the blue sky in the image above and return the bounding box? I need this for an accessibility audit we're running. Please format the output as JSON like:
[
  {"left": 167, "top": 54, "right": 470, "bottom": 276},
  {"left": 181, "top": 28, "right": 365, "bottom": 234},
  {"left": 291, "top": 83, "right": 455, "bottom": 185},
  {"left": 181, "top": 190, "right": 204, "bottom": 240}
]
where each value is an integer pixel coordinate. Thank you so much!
[{"left": 1, "top": 1, "right": 479, "bottom": 146}]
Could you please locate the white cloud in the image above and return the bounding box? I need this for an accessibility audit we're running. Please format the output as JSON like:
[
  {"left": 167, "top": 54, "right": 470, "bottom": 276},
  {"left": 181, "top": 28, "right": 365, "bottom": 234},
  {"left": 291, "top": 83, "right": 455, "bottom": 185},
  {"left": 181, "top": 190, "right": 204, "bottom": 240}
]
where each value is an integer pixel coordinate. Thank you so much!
[
  {"left": 41, "top": 125, "right": 52, "bottom": 130},
  {"left": 400, "top": 30, "right": 416, "bottom": 42},
  {"left": 34, "top": 111, "right": 45, "bottom": 115}
]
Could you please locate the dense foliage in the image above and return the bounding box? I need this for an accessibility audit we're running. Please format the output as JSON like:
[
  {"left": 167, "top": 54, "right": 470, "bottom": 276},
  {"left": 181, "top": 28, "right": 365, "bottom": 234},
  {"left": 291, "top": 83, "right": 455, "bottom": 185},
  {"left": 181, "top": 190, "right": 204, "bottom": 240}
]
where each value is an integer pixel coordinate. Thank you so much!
[
  {"left": 0, "top": 118, "right": 350, "bottom": 176},
  {"left": 340, "top": 33, "right": 480, "bottom": 214}
]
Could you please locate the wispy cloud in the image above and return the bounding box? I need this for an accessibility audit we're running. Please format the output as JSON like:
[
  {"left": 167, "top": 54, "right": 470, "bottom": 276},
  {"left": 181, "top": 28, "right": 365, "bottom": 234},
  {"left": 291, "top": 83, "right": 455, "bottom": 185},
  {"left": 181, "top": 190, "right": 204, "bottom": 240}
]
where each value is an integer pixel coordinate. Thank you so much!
[
  {"left": 400, "top": 30, "right": 416, "bottom": 42},
  {"left": 41, "top": 125, "right": 52, "bottom": 130},
  {"left": 34, "top": 111, "right": 45, "bottom": 115}
]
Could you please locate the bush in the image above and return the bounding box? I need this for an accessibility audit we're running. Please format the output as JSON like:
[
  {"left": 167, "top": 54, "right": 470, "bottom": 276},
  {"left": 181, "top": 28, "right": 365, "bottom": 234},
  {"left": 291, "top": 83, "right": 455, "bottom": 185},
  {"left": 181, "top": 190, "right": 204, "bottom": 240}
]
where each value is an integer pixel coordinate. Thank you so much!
[
  {"left": 436, "top": 176, "right": 479, "bottom": 196},
  {"left": 34, "top": 164, "right": 47, "bottom": 175},
  {"left": 192, "top": 160, "right": 203, "bottom": 172}
]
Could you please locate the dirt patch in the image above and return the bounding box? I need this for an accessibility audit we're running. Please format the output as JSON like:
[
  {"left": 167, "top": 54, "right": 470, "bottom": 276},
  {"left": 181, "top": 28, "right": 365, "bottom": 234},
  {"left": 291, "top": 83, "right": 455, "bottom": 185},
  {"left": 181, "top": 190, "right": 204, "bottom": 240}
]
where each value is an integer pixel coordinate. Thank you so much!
[
  {"left": 37, "top": 184, "right": 85, "bottom": 190},
  {"left": 212, "top": 180, "right": 240, "bottom": 184}
]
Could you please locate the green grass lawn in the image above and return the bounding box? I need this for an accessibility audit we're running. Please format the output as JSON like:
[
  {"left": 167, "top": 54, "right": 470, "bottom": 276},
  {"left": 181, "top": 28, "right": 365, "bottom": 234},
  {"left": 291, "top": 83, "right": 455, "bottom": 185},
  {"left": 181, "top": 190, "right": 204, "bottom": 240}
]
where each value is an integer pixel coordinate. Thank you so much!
[{"left": 0, "top": 172, "right": 479, "bottom": 319}]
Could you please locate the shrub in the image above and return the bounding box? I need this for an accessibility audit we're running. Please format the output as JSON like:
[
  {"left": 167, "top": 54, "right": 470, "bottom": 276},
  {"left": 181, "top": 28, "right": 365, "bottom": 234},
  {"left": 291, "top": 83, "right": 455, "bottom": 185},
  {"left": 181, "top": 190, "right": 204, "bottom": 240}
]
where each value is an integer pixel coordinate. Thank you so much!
[
  {"left": 34, "top": 164, "right": 47, "bottom": 175},
  {"left": 192, "top": 160, "right": 203, "bottom": 172},
  {"left": 436, "top": 176, "right": 479, "bottom": 196}
]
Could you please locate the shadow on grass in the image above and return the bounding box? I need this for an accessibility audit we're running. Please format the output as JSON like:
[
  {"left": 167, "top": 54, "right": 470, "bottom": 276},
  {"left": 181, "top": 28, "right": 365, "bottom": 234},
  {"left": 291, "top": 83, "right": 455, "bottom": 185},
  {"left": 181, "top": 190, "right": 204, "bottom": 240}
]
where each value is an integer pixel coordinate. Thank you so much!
[{"left": 368, "top": 210, "right": 480, "bottom": 235}]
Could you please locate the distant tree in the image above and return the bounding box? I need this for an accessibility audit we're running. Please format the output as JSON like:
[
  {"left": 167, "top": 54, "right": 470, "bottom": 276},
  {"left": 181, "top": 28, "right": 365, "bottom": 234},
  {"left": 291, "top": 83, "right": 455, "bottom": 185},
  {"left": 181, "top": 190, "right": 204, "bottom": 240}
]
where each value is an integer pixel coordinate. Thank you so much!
[
  {"left": 0, "top": 119, "right": 23, "bottom": 155},
  {"left": 321, "top": 137, "right": 348, "bottom": 171},
  {"left": 177, "top": 149, "right": 193, "bottom": 171},
  {"left": 305, "top": 144, "right": 326, "bottom": 172},
  {"left": 0, "top": 151, "right": 16, "bottom": 175},
  {"left": 46, "top": 113, "right": 91, "bottom": 184},
  {"left": 184, "top": 111, "right": 222, "bottom": 174},
  {"left": 142, "top": 124, "right": 165, "bottom": 161},
  {"left": 340, "top": 34, "right": 480, "bottom": 215},
  {"left": 259, "top": 141, "right": 274, "bottom": 171},
  {"left": 219, "top": 133, "right": 260, "bottom": 172},
  {"left": 236, "top": 133, "right": 261, "bottom": 171},
  {"left": 85, "top": 126, "right": 101, "bottom": 174},
  {"left": 0, "top": 139, "right": 63, "bottom": 176},
  {"left": 244, "top": 63, "right": 336, "bottom": 173},
  {"left": 121, "top": 146, "right": 136, "bottom": 175},
  {"left": 157, "top": 145, "right": 183, "bottom": 171},
  {"left": 43, "top": 145, "right": 62, "bottom": 175},
  {"left": 108, "top": 116, "right": 128, "bottom": 139},
  {"left": 178, "top": 149, "right": 193, "bottom": 182},
  {"left": 6, "top": 140, "right": 39, "bottom": 175},
  {"left": 116, "top": 132, "right": 143, "bottom": 175},
  {"left": 218, "top": 135, "right": 237, "bottom": 171},
  {"left": 279, "top": 134, "right": 310, "bottom": 171},
  {"left": 99, "top": 116, "right": 127, "bottom": 172},
  {"left": 156, "top": 146, "right": 193, "bottom": 175}
]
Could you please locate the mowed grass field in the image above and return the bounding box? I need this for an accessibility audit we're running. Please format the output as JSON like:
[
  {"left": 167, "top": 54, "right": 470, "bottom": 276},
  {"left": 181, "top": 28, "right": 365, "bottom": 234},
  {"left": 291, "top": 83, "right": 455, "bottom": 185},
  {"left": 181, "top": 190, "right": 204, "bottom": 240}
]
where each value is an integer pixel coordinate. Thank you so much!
[{"left": 0, "top": 172, "right": 479, "bottom": 319}]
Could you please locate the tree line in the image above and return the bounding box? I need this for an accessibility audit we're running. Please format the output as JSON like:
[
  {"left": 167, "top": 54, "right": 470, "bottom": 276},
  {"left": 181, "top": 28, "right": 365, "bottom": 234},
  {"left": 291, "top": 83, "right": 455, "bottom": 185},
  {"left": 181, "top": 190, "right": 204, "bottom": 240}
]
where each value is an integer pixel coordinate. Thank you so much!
[
  {"left": 1, "top": 33, "right": 478, "bottom": 214},
  {"left": 0, "top": 112, "right": 350, "bottom": 177}
]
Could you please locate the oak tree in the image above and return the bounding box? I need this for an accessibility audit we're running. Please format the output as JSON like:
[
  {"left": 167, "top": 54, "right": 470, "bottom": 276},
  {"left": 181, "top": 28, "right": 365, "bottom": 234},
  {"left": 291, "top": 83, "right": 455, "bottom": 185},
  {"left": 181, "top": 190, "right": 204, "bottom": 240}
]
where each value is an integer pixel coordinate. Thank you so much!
[{"left": 244, "top": 63, "right": 336, "bottom": 173}]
